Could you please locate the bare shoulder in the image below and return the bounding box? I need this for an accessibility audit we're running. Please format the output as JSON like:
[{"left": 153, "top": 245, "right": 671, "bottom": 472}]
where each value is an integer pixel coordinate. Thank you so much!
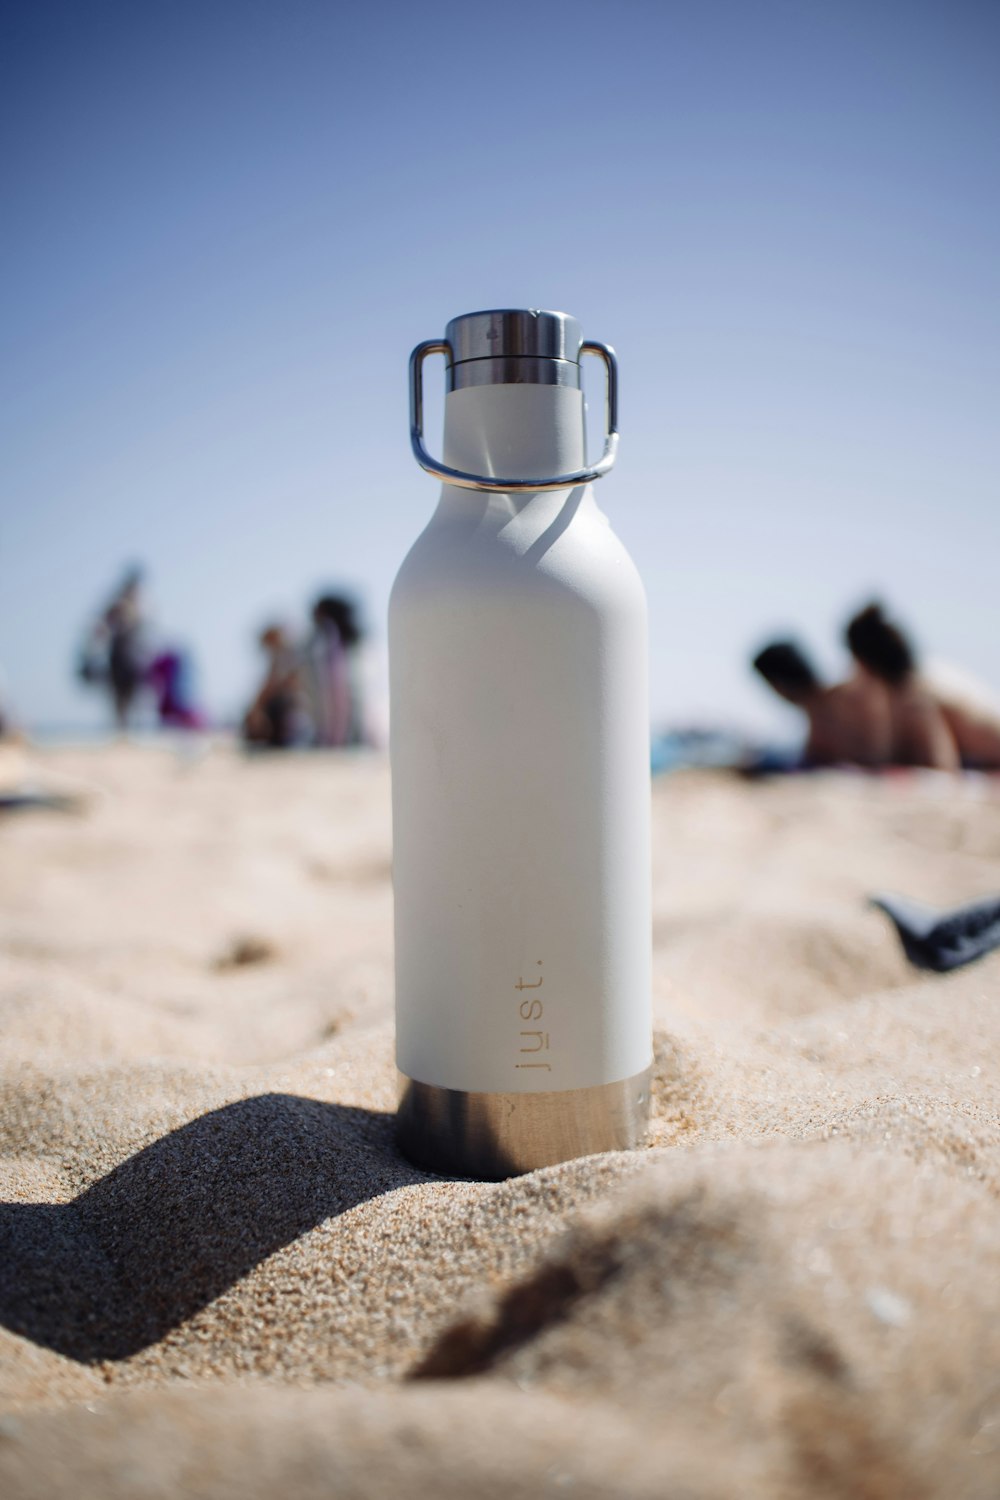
[
  {"left": 828, "top": 675, "right": 884, "bottom": 708},
  {"left": 892, "top": 682, "right": 960, "bottom": 769}
]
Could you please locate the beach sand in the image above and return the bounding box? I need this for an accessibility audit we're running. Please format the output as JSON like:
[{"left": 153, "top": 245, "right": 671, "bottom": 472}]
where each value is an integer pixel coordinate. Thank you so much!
[{"left": 0, "top": 742, "right": 998, "bottom": 1497}]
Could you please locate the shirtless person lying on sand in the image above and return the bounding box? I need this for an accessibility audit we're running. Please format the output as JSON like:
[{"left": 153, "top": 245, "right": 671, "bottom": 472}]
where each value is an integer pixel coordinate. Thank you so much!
[
  {"left": 752, "top": 639, "right": 891, "bottom": 767},
  {"left": 846, "top": 602, "right": 1000, "bottom": 770}
]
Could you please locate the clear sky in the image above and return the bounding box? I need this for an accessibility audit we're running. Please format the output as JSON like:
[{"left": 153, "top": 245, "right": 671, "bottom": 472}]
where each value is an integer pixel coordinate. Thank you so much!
[{"left": 2, "top": 0, "right": 998, "bottom": 738}]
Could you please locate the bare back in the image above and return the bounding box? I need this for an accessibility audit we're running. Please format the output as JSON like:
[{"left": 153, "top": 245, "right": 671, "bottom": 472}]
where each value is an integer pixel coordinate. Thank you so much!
[
  {"left": 805, "top": 675, "right": 892, "bottom": 767},
  {"left": 886, "top": 681, "right": 960, "bottom": 770}
]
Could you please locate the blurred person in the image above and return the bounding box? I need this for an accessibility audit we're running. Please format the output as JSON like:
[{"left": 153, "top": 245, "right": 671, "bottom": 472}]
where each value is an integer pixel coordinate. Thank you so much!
[
  {"left": 846, "top": 602, "right": 993, "bottom": 770},
  {"left": 79, "top": 566, "right": 148, "bottom": 730},
  {"left": 243, "top": 625, "right": 301, "bottom": 748},
  {"left": 923, "top": 661, "right": 1000, "bottom": 770},
  {"left": 146, "top": 649, "right": 207, "bottom": 730},
  {"left": 304, "top": 593, "right": 367, "bottom": 747},
  {"left": 752, "top": 639, "right": 892, "bottom": 768}
]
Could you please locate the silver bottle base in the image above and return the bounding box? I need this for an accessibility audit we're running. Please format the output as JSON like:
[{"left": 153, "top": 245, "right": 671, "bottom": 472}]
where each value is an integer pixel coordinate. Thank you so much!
[{"left": 396, "top": 1067, "right": 652, "bottom": 1180}]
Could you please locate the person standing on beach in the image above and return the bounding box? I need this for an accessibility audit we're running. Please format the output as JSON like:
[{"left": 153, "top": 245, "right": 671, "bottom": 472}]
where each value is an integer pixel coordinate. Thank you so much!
[
  {"left": 752, "top": 639, "right": 892, "bottom": 767},
  {"left": 303, "top": 594, "right": 367, "bottom": 747},
  {"left": 845, "top": 603, "right": 969, "bottom": 770},
  {"left": 79, "top": 567, "right": 148, "bottom": 731}
]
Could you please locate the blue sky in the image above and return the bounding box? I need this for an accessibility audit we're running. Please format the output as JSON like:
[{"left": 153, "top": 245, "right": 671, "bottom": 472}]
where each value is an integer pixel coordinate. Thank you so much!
[{"left": 2, "top": 0, "right": 998, "bottom": 736}]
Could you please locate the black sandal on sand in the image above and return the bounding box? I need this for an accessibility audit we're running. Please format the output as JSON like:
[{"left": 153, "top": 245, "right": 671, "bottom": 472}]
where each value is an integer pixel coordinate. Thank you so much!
[{"left": 872, "top": 892, "right": 1000, "bottom": 973}]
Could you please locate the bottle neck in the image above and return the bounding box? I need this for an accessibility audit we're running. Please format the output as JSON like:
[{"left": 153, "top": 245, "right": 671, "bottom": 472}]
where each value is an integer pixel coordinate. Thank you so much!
[{"left": 442, "top": 383, "right": 587, "bottom": 486}]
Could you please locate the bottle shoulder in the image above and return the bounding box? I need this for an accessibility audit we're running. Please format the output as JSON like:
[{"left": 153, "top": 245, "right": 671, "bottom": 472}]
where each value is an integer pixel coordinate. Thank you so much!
[{"left": 391, "top": 488, "right": 645, "bottom": 618}]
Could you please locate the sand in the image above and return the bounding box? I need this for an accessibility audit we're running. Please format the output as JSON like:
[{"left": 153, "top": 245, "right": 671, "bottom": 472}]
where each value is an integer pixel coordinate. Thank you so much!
[{"left": 0, "top": 741, "right": 998, "bottom": 1497}]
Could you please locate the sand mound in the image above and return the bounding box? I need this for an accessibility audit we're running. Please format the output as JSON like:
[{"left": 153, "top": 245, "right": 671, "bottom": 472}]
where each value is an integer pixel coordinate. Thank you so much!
[
  {"left": 418, "top": 1141, "right": 1000, "bottom": 1494},
  {"left": 0, "top": 746, "right": 998, "bottom": 1496}
]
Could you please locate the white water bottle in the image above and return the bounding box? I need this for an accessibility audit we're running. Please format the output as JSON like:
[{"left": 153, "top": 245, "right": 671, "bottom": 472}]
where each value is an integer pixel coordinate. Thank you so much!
[{"left": 390, "top": 309, "right": 651, "bottom": 1178}]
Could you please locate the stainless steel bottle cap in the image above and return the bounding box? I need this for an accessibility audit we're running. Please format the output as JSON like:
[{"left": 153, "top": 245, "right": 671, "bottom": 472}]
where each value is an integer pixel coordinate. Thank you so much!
[
  {"left": 409, "top": 312, "right": 620, "bottom": 492},
  {"left": 444, "top": 308, "right": 583, "bottom": 390}
]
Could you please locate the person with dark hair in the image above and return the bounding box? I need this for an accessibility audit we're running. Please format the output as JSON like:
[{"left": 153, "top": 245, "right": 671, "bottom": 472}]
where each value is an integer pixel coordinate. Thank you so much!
[
  {"left": 78, "top": 566, "right": 148, "bottom": 731},
  {"left": 315, "top": 595, "right": 362, "bottom": 651},
  {"left": 845, "top": 604, "right": 916, "bottom": 687},
  {"left": 844, "top": 603, "right": 959, "bottom": 770},
  {"left": 752, "top": 637, "right": 891, "bottom": 767},
  {"left": 304, "top": 593, "right": 367, "bottom": 746}
]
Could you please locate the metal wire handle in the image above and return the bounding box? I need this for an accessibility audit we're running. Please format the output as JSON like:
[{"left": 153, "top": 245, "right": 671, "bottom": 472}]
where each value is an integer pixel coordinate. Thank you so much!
[{"left": 409, "top": 339, "right": 619, "bottom": 493}]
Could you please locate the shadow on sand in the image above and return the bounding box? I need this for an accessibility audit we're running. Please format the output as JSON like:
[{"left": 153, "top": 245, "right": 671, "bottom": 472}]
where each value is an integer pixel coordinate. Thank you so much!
[{"left": 0, "top": 1094, "right": 429, "bottom": 1363}]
